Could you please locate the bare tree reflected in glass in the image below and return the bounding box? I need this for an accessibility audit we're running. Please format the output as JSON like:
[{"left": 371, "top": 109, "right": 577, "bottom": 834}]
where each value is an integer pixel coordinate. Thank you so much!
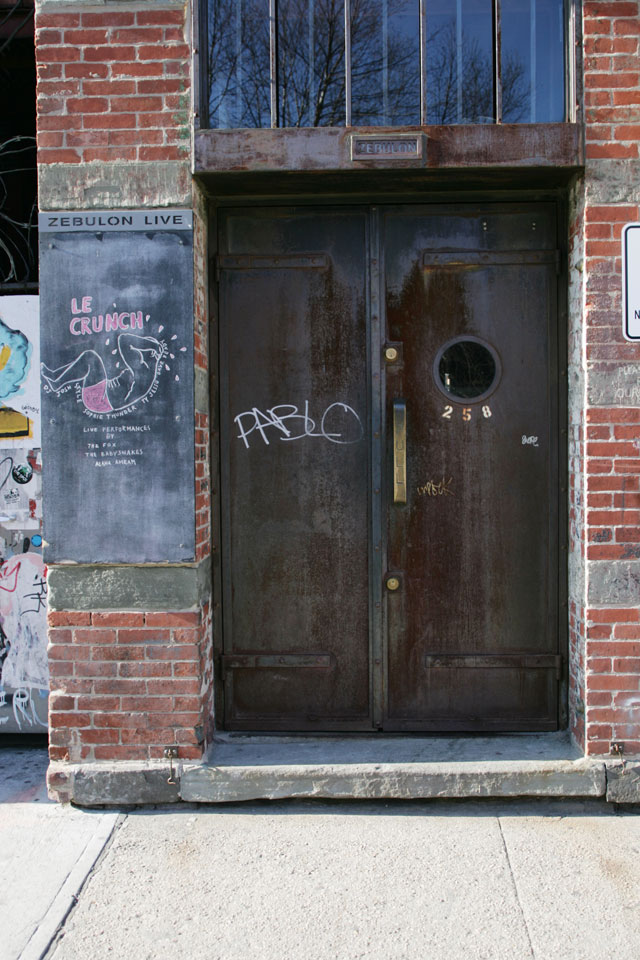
[
  {"left": 207, "top": 0, "right": 271, "bottom": 128},
  {"left": 206, "top": 2, "right": 529, "bottom": 129},
  {"left": 277, "top": 0, "right": 419, "bottom": 127},
  {"left": 427, "top": 20, "right": 528, "bottom": 124},
  {"left": 277, "top": 0, "right": 346, "bottom": 127},
  {"left": 350, "top": 0, "right": 419, "bottom": 126}
]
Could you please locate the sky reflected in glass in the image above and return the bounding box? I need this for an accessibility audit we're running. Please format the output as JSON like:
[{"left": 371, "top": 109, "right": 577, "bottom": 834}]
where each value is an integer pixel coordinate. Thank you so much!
[{"left": 205, "top": 0, "right": 566, "bottom": 128}]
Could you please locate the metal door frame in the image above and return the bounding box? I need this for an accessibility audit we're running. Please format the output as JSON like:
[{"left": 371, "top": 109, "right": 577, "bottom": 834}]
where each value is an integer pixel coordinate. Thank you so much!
[{"left": 210, "top": 195, "right": 569, "bottom": 735}]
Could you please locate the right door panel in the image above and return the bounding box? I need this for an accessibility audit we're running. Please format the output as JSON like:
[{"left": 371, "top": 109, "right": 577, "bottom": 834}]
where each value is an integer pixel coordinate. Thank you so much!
[{"left": 383, "top": 205, "right": 560, "bottom": 730}]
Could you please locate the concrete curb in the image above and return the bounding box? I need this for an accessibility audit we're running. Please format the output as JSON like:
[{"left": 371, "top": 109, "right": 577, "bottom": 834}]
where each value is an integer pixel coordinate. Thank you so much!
[{"left": 17, "top": 812, "right": 119, "bottom": 960}]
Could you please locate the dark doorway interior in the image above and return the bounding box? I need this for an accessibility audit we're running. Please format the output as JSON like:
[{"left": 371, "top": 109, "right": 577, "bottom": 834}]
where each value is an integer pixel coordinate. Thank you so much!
[{"left": 0, "top": 0, "right": 37, "bottom": 290}]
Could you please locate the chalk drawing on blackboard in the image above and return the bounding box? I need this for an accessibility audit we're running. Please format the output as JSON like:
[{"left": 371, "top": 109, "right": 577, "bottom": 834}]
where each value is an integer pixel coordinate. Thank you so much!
[{"left": 41, "top": 333, "right": 168, "bottom": 417}]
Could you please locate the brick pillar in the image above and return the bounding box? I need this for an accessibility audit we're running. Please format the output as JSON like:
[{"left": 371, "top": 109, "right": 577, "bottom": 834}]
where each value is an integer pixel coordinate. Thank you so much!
[
  {"left": 35, "top": 0, "right": 213, "bottom": 793},
  {"left": 581, "top": 2, "right": 640, "bottom": 756}
]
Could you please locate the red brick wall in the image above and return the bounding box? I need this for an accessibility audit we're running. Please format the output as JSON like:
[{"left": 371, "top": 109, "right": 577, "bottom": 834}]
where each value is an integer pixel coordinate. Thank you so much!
[
  {"left": 48, "top": 611, "right": 209, "bottom": 762},
  {"left": 584, "top": 1, "right": 640, "bottom": 163},
  {"left": 583, "top": 2, "right": 640, "bottom": 756},
  {"left": 35, "top": 8, "right": 190, "bottom": 164}
]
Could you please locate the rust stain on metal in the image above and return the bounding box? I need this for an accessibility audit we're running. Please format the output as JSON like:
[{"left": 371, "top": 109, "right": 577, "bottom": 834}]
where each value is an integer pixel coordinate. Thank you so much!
[{"left": 195, "top": 124, "right": 582, "bottom": 175}]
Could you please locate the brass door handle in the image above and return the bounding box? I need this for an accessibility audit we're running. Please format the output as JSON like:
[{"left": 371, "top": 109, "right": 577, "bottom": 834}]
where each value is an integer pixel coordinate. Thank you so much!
[{"left": 393, "top": 400, "right": 407, "bottom": 504}]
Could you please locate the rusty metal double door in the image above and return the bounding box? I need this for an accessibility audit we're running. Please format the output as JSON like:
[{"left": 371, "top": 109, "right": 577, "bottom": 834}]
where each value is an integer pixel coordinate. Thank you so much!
[{"left": 218, "top": 203, "right": 560, "bottom": 732}]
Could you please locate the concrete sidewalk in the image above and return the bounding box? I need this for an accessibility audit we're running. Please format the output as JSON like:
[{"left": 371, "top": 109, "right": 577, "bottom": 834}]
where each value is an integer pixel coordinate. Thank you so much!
[
  {"left": 46, "top": 799, "right": 640, "bottom": 960},
  {"left": 0, "top": 746, "right": 119, "bottom": 960},
  {"left": 2, "top": 744, "right": 640, "bottom": 960}
]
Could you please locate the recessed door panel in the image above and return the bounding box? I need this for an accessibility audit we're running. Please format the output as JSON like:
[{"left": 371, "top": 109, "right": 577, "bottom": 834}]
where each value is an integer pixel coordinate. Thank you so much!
[
  {"left": 383, "top": 206, "right": 559, "bottom": 730},
  {"left": 219, "top": 208, "right": 371, "bottom": 730}
]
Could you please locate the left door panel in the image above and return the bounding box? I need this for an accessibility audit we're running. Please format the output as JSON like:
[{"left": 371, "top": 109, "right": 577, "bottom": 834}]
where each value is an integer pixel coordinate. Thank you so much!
[{"left": 218, "top": 208, "right": 372, "bottom": 730}]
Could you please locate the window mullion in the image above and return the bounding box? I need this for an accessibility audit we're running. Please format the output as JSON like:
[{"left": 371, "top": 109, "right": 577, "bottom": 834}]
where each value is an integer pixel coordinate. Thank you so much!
[
  {"left": 345, "top": 0, "right": 352, "bottom": 127},
  {"left": 566, "top": 0, "right": 577, "bottom": 123},
  {"left": 493, "top": 0, "right": 503, "bottom": 124},
  {"left": 419, "top": 0, "right": 427, "bottom": 125},
  {"left": 456, "top": 0, "right": 463, "bottom": 123},
  {"left": 269, "top": 0, "right": 278, "bottom": 127}
]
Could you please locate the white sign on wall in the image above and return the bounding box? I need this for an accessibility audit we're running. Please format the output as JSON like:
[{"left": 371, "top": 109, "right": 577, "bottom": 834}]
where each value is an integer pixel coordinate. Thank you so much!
[{"left": 623, "top": 223, "right": 640, "bottom": 341}]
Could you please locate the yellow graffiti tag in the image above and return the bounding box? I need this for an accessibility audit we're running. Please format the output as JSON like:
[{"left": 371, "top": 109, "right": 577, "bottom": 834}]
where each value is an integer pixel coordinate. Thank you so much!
[{"left": 417, "top": 478, "right": 454, "bottom": 497}]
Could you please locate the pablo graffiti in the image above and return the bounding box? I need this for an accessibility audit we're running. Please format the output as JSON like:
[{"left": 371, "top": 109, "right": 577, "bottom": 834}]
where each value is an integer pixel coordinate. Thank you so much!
[{"left": 234, "top": 401, "right": 365, "bottom": 449}]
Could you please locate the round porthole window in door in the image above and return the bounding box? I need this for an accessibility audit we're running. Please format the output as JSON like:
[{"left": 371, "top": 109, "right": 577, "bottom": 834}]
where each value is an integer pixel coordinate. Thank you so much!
[{"left": 434, "top": 336, "right": 502, "bottom": 403}]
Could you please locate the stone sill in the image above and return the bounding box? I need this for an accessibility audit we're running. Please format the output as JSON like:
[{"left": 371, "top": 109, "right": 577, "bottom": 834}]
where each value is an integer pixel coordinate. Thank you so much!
[{"left": 47, "top": 732, "right": 640, "bottom": 806}]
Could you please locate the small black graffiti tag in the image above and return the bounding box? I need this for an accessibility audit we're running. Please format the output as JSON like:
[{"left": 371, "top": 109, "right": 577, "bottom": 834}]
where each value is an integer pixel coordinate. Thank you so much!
[
  {"left": 593, "top": 529, "right": 612, "bottom": 543},
  {"left": 22, "top": 574, "right": 48, "bottom": 616}
]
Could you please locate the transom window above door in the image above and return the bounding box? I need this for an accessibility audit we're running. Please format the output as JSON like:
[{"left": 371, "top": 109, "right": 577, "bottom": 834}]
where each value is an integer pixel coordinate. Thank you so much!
[{"left": 201, "top": 0, "right": 570, "bottom": 129}]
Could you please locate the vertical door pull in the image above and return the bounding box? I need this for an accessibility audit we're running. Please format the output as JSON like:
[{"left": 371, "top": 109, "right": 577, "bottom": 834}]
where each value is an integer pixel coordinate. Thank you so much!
[{"left": 393, "top": 400, "right": 407, "bottom": 504}]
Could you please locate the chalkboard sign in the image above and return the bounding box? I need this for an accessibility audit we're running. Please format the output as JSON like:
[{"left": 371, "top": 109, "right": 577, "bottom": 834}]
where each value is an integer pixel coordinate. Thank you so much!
[{"left": 39, "top": 210, "right": 195, "bottom": 563}]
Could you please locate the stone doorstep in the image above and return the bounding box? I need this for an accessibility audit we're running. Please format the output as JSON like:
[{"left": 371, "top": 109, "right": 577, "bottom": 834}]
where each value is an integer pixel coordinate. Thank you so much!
[{"left": 45, "top": 734, "right": 640, "bottom": 806}]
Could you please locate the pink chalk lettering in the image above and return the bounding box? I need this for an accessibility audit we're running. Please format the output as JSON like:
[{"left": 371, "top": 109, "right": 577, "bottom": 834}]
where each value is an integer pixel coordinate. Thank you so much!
[
  {"left": 71, "top": 296, "right": 92, "bottom": 314},
  {"left": 70, "top": 309, "right": 146, "bottom": 336}
]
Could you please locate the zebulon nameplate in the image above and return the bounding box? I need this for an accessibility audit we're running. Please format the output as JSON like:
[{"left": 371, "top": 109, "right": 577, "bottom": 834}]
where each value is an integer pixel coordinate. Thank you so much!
[
  {"left": 39, "top": 209, "right": 195, "bottom": 563},
  {"left": 351, "top": 135, "right": 423, "bottom": 160}
]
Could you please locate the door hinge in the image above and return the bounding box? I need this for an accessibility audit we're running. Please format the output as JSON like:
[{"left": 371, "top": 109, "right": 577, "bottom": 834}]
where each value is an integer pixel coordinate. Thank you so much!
[{"left": 554, "top": 655, "right": 564, "bottom": 680}]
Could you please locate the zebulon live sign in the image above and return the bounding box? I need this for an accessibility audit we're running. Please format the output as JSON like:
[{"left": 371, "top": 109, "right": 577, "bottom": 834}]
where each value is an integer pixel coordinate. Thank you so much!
[
  {"left": 39, "top": 209, "right": 195, "bottom": 563},
  {"left": 623, "top": 223, "right": 640, "bottom": 341}
]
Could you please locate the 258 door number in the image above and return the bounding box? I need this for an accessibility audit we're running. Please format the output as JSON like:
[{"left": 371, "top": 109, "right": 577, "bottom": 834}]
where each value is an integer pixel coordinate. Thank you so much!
[{"left": 442, "top": 405, "right": 492, "bottom": 421}]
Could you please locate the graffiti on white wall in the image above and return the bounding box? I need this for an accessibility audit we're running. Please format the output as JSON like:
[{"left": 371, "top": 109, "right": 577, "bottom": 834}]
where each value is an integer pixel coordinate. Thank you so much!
[
  {"left": 0, "top": 297, "right": 46, "bottom": 732},
  {"left": 0, "top": 546, "right": 47, "bottom": 728}
]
